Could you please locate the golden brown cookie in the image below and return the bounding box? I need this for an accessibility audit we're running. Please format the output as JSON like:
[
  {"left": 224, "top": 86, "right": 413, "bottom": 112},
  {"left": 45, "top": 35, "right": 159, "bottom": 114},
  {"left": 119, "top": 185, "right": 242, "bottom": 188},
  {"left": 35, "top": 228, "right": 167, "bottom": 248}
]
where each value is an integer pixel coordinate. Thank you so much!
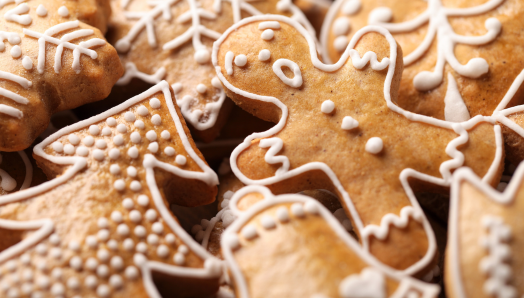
[
  {"left": 212, "top": 15, "right": 504, "bottom": 275},
  {"left": 0, "top": 0, "right": 124, "bottom": 151},
  {"left": 108, "top": 0, "right": 316, "bottom": 142},
  {"left": 0, "top": 82, "right": 223, "bottom": 297},
  {"left": 321, "top": 0, "right": 524, "bottom": 122},
  {"left": 221, "top": 185, "right": 440, "bottom": 298},
  {"left": 446, "top": 162, "right": 524, "bottom": 298}
]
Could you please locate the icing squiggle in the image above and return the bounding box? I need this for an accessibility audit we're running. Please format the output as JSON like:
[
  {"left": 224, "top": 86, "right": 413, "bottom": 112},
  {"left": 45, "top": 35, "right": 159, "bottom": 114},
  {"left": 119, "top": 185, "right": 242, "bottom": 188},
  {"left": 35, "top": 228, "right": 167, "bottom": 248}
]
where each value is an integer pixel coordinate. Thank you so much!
[
  {"left": 116, "top": 62, "right": 166, "bottom": 86},
  {"left": 361, "top": 206, "right": 423, "bottom": 240},
  {"left": 259, "top": 138, "right": 290, "bottom": 176}
]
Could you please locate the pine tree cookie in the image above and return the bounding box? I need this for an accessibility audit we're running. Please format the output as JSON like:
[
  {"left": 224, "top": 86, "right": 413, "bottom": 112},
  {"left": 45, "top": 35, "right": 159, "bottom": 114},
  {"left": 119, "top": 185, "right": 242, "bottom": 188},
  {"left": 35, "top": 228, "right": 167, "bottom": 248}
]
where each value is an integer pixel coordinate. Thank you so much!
[
  {"left": 108, "top": 0, "right": 316, "bottom": 142},
  {"left": 446, "top": 162, "right": 524, "bottom": 298},
  {"left": 0, "top": 82, "right": 223, "bottom": 298},
  {"left": 212, "top": 15, "right": 505, "bottom": 275},
  {"left": 221, "top": 185, "right": 440, "bottom": 298},
  {"left": 321, "top": 0, "right": 524, "bottom": 123},
  {"left": 0, "top": 0, "right": 124, "bottom": 152}
]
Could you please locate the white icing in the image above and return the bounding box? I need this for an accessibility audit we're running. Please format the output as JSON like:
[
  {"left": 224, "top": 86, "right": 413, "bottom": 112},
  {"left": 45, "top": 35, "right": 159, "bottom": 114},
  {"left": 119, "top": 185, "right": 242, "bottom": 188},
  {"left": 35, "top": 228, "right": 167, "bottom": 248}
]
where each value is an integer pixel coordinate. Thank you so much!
[
  {"left": 0, "top": 70, "right": 32, "bottom": 118},
  {"left": 365, "top": 137, "right": 383, "bottom": 154},
  {"left": 258, "top": 49, "right": 270, "bottom": 61},
  {"left": 116, "top": 62, "right": 166, "bottom": 86},
  {"left": 57, "top": 6, "right": 69, "bottom": 17},
  {"left": 175, "top": 155, "right": 187, "bottom": 165},
  {"left": 258, "top": 138, "right": 289, "bottom": 176},
  {"left": 261, "top": 29, "right": 274, "bottom": 40},
  {"left": 4, "top": 3, "right": 32, "bottom": 26},
  {"left": 22, "top": 56, "right": 32, "bottom": 69},
  {"left": 234, "top": 54, "right": 247, "bottom": 67},
  {"left": 290, "top": 203, "right": 305, "bottom": 217},
  {"left": 339, "top": 268, "right": 386, "bottom": 298},
  {"left": 225, "top": 51, "right": 234, "bottom": 75},
  {"left": 368, "top": 7, "right": 392, "bottom": 25},
  {"left": 258, "top": 21, "right": 280, "bottom": 30},
  {"left": 272, "top": 59, "right": 303, "bottom": 88},
  {"left": 444, "top": 73, "right": 470, "bottom": 122},
  {"left": 196, "top": 84, "right": 207, "bottom": 94},
  {"left": 342, "top": 0, "right": 361, "bottom": 15},
  {"left": 333, "top": 17, "right": 351, "bottom": 36},
  {"left": 10, "top": 45, "right": 21, "bottom": 58},
  {"left": 321, "top": 100, "right": 335, "bottom": 113},
  {"left": 241, "top": 224, "right": 258, "bottom": 239},
  {"left": 341, "top": 116, "right": 359, "bottom": 130},
  {"left": 36, "top": 4, "right": 47, "bottom": 17}
]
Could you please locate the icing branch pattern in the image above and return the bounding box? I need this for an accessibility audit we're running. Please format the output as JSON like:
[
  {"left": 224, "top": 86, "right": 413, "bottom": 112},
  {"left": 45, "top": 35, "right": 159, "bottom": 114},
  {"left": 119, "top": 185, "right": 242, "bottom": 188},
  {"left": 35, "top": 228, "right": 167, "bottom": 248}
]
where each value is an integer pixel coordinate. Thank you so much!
[
  {"left": 0, "top": 70, "right": 32, "bottom": 118},
  {"left": 4, "top": 2, "right": 32, "bottom": 25},
  {"left": 116, "top": 62, "right": 167, "bottom": 86},
  {"left": 367, "top": 0, "right": 504, "bottom": 91},
  {"left": 23, "top": 21, "right": 107, "bottom": 74}
]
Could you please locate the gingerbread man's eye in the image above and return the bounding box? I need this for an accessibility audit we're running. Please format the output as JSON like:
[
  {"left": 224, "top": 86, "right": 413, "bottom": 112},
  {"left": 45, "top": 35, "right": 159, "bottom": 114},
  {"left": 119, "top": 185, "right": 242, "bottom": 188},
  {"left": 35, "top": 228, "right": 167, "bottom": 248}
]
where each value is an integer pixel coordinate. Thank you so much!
[{"left": 272, "top": 59, "right": 303, "bottom": 88}]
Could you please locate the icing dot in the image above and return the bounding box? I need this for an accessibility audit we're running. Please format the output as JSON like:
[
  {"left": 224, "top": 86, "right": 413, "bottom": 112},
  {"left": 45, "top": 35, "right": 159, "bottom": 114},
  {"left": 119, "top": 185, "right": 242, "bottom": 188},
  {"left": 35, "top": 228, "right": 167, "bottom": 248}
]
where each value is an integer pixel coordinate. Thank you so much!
[
  {"left": 67, "top": 277, "right": 80, "bottom": 290},
  {"left": 114, "top": 179, "right": 125, "bottom": 191},
  {"left": 123, "top": 238, "right": 134, "bottom": 251},
  {"left": 291, "top": 203, "right": 305, "bottom": 217},
  {"left": 106, "top": 117, "right": 117, "bottom": 127},
  {"left": 241, "top": 224, "right": 258, "bottom": 240},
  {"left": 97, "top": 265, "right": 110, "bottom": 278},
  {"left": 64, "top": 144, "right": 74, "bottom": 155},
  {"left": 50, "top": 247, "right": 62, "bottom": 259},
  {"left": 342, "top": 0, "right": 361, "bottom": 15},
  {"left": 10, "top": 45, "right": 21, "bottom": 58},
  {"left": 165, "top": 234, "right": 176, "bottom": 244},
  {"left": 109, "top": 148, "right": 120, "bottom": 160},
  {"left": 125, "top": 266, "right": 139, "bottom": 280},
  {"left": 130, "top": 181, "right": 141, "bottom": 191},
  {"left": 98, "top": 229, "right": 110, "bottom": 241},
  {"left": 52, "top": 142, "right": 63, "bottom": 153},
  {"left": 137, "top": 105, "right": 149, "bottom": 116},
  {"left": 123, "top": 198, "right": 134, "bottom": 209},
  {"left": 58, "top": 6, "right": 69, "bottom": 17},
  {"left": 108, "top": 240, "right": 118, "bottom": 251},
  {"left": 137, "top": 195, "right": 149, "bottom": 207},
  {"left": 110, "top": 164, "right": 121, "bottom": 175},
  {"left": 157, "top": 245, "right": 169, "bottom": 258},
  {"left": 334, "top": 36, "right": 349, "bottom": 52},
  {"left": 333, "top": 17, "right": 351, "bottom": 36},
  {"left": 68, "top": 134, "right": 80, "bottom": 145},
  {"left": 258, "top": 49, "right": 270, "bottom": 61},
  {"left": 96, "top": 284, "right": 110, "bottom": 297},
  {"left": 304, "top": 201, "right": 319, "bottom": 214},
  {"left": 321, "top": 100, "right": 335, "bottom": 114},
  {"left": 69, "top": 240, "right": 80, "bottom": 251},
  {"left": 211, "top": 77, "right": 222, "bottom": 89},
  {"left": 178, "top": 244, "right": 188, "bottom": 255},
  {"left": 111, "top": 211, "right": 123, "bottom": 223},
  {"left": 223, "top": 234, "right": 240, "bottom": 249},
  {"left": 196, "top": 84, "right": 207, "bottom": 94},
  {"left": 164, "top": 147, "right": 175, "bottom": 156},
  {"left": 86, "top": 236, "right": 98, "bottom": 249},
  {"left": 173, "top": 253, "right": 185, "bottom": 265},
  {"left": 37, "top": 276, "right": 50, "bottom": 289},
  {"left": 98, "top": 217, "right": 109, "bottom": 228},
  {"left": 134, "top": 226, "right": 147, "bottom": 238},
  {"left": 70, "top": 256, "right": 82, "bottom": 271},
  {"left": 89, "top": 125, "right": 100, "bottom": 135},
  {"left": 151, "top": 115, "right": 161, "bottom": 126},
  {"left": 341, "top": 116, "right": 359, "bottom": 130},
  {"left": 117, "top": 224, "right": 130, "bottom": 236},
  {"left": 102, "top": 127, "right": 112, "bottom": 136},
  {"left": 95, "top": 139, "right": 107, "bottom": 149},
  {"left": 22, "top": 56, "right": 32, "bottom": 70},
  {"left": 234, "top": 54, "right": 247, "bottom": 67},
  {"left": 85, "top": 258, "right": 98, "bottom": 271},
  {"left": 146, "top": 130, "right": 157, "bottom": 141},
  {"left": 113, "top": 135, "right": 124, "bottom": 146},
  {"left": 194, "top": 48, "right": 210, "bottom": 64},
  {"left": 128, "top": 147, "right": 139, "bottom": 159},
  {"left": 175, "top": 155, "right": 187, "bottom": 165},
  {"left": 261, "top": 29, "right": 274, "bottom": 40},
  {"left": 171, "top": 83, "right": 182, "bottom": 94},
  {"left": 136, "top": 242, "right": 148, "bottom": 253},
  {"left": 109, "top": 275, "right": 123, "bottom": 289},
  {"left": 148, "top": 142, "right": 159, "bottom": 153},
  {"left": 93, "top": 149, "right": 105, "bottom": 161},
  {"left": 20, "top": 254, "right": 30, "bottom": 265},
  {"left": 152, "top": 222, "right": 164, "bottom": 234},
  {"left": 161, "top": 130, "right": 170, "bottom": 139},
  {"left": 260, "top": 215, "right": 276, "bottom": 229},
  {"left": 368, "top": 7, "right": 393, "bottom": 24},
  {"left": 36, "top": 4, "right": 47, "bottom": 16},
  {"left": 127, "top": 166, "right": 137, "bottom": 177},
  {"left": 117, "top": 124, "right": 127, "bottom": 133},
  {"left": 49, "top": 233, "right": 60, "bottom": 245},
  {"left": 145, "top": 209, "right": 157, "bottom": 222},
  {"left": 365, "top": 137, "right": 384, "bottom": 154},
  {"left": 83, "top": 136, "right": 94, "bottom": 147},
  {"left": 85, "top": 275, "right": 98, "bottom": 289},
  {"left": 50, "top": 283, "right": 65, "bottom": 296},
  {"left": 130, "top": 132, "right": 141, "bottom": 143},
  {"left": 134, "top": 120, "right": 145, "bottom": 129},
  {"left": 124, "top": 112, "right": 136, "bottom": 122},
  {"left": 147, "top": 234, "right": 159, "bottom": 245},
  {"left": 276, "top": 207, "right": 290, "bottom": 222},
  {"left": 150, "top": 98, "right": 161, "bottom": 109}
]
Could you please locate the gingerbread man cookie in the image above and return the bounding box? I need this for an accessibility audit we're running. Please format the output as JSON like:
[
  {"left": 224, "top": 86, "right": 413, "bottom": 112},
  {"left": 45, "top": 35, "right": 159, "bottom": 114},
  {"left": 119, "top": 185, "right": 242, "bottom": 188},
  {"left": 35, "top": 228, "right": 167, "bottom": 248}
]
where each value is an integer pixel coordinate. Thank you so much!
[
  {"left": 321, "top": 0, "right": 524, "bottom": 123},
  {"left": 0, "top": 0, "right": 124, "bottom": 151},
  {"left": 108, "top": 0, "right": 316, "bottom": 142},
  {"left": 221, "top": 185, "right": 440, "bottom": 298},
  {"left": 0, "top": 81, "right": 223, "bottom": 298},
  {"left": 446, "top": 162, "right": 524, "bottom": 298},
  {"left": 213, "top": 15, "right": 505, "bottom": 275}
]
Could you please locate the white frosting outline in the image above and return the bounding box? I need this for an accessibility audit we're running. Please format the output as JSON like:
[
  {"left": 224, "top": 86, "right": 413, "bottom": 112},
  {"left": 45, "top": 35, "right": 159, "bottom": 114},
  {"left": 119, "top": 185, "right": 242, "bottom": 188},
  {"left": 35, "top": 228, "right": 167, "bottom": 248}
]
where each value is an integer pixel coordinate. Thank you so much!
[
  {"left": 212, "top": 15, "right": 504, "bottom": 275},
  {"left": 221, "top": 185, "right": 440, "bottom": 298},
  {"left": 0, "top": 81, "right": 221, "bottom": 297},
  {"left": 448, "top": 162, "right": 524, "bottom": 298}
]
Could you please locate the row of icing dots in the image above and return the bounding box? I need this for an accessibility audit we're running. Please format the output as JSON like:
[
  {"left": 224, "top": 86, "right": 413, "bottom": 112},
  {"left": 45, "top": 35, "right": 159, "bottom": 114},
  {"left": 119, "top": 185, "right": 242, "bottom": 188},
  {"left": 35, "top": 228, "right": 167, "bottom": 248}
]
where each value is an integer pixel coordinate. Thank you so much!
[
  {"left": 2, "top": 2, "right": 67, "bottom": 26},
  {"left": 331, "top": 0, "right": 361, "bottom": 52}
]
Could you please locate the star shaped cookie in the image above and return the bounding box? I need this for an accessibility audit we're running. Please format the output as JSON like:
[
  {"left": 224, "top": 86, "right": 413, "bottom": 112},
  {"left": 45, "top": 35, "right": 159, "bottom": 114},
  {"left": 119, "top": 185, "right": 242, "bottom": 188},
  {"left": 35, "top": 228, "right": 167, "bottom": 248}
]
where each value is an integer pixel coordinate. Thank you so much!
[{"left": 0, "top": 81, "right": 222, "bottom": 298}]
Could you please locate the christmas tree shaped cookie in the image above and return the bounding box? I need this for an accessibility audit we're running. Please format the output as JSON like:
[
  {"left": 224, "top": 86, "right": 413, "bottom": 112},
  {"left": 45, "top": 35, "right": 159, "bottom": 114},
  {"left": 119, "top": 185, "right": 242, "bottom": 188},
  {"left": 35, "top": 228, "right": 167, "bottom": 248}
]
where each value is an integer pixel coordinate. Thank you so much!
[
  {"left": 446, "top": 163, "right": 524, "bottom": 298},
  {"left": 0, "top": 81, "right": 222, "bottom": 297},
  {"left": 212, "top": 15, "right": 505, "bottom": 275},
  {"left": 0, "top": 0, "right": 124, "bottom": 151},
  {"left": 321, "top": 0, "right": 524, "bottom": 123},
  {"left": 221, "top": 185, "right": 440, "bottom": 298},
  {"left": 108, "top": 0, "right": 316, "bottom": 142}
]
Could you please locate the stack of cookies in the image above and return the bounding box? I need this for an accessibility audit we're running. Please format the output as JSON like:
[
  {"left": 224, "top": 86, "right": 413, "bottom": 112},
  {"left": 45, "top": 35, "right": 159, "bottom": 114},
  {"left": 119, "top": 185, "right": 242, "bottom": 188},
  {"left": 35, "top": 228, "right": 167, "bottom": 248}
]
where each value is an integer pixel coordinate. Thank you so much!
[{"left": 0, "top": 0, "right": 523, "bottom": 297}]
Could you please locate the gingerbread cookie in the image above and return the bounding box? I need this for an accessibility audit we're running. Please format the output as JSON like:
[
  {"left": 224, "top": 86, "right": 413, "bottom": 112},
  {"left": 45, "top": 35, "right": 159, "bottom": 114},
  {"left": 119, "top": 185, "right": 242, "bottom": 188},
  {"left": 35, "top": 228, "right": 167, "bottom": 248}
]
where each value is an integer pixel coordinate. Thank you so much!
[
  {"left": 0, "top": 150, "right": 47, "bottom": 195},
  {"left": 321, "top": 0, "right": 524, "bottom": 123},
  {"left": 108, "top": 0, "right": 316, "bottom": 142},
  {"left": 0, "top": 0, "right": 124, "bottom": 151},
  {"left": 0, "top": 81, "right": 223, "bottom": 297},
  {"left": 446, "top": 162, "right": 524, "bottom": 298},
  {"left": 221, "top": 185, "right": 440, "bottom": 298},
  {"left": 212, "top": 15, "right": 505, "bottom": 275}
]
